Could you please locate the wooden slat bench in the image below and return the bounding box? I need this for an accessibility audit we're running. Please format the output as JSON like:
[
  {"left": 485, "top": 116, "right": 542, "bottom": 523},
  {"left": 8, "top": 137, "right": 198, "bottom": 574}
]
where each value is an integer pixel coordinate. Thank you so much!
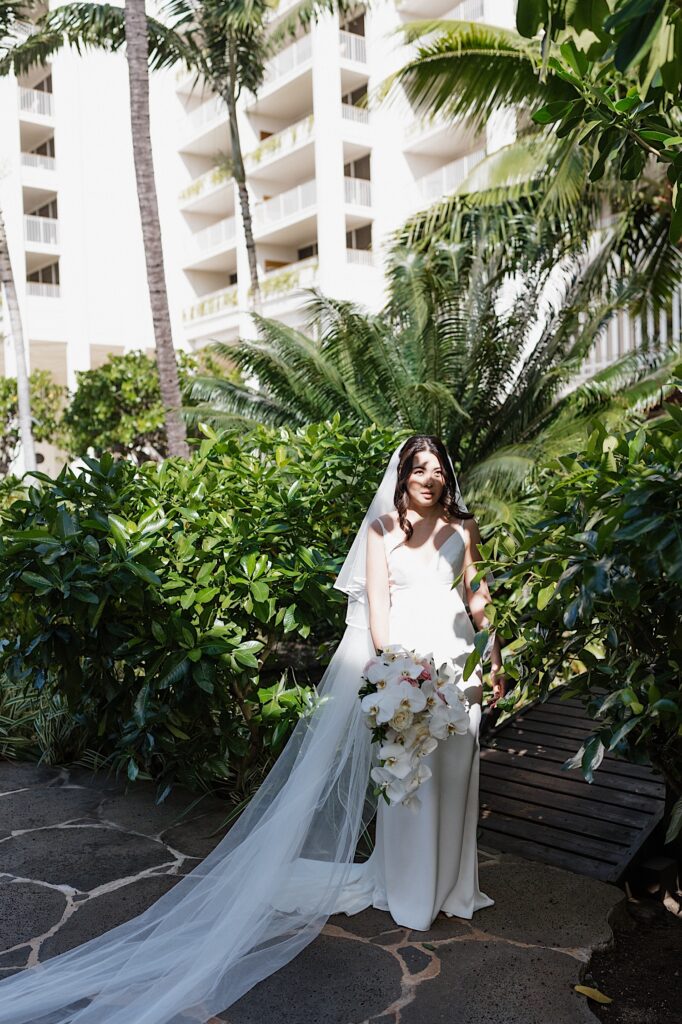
[{"left": 478, "top": 688, "right": 667, "bottom": 882}]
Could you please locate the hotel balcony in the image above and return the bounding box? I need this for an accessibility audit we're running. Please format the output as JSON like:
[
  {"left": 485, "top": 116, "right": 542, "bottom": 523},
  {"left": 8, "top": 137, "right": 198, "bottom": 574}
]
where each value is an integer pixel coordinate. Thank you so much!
[
  {"left": 24, "top": 214, "right": 59, "bottom": 251},
  {"left": 404, "top": 108, "right": 483, "bottom": 163},
  {"left": 20, "top": 150, "right": 57, "bottom": 193},
  {"left": 245, "top": 113, "right": 315, "bottom": 181},
  {"left": 178, "top": 95, "right": 230, "bottom": 156},
  {"left": 253, "top": 175, "right": 372, "bottom": 244},
  {"left": 250, "top": 34, "right": 314, "bottom": 117},
  {"left": 183, "top": 215, "right": 237, "bottom": 272},
  {"left": 178, "top": 165, "right": 234, "bottom": 215},
  {"left": 182, "top": 283, "right": 239, "bottom": 324},
  {"left": 415, "top": 148, "right": 486, "bottom": 203},
  {"left": 255, "top": 255, "right": 320, "bottom": 303},
  {"left": 253, "top": 178, "right": 317, "bottom": 243},
  {"left": 18, "top": 86, "right": 54, "bottom": 120}
]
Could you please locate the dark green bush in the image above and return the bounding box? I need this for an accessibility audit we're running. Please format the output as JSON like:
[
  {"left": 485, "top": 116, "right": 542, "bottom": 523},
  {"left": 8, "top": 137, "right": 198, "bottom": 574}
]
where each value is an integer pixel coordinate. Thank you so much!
[
  {"left": 474, "top": 396, "right": 682, "bottom": 842},
  {"left": 0, "top": 418, "right": 403, "bottom": 800}
]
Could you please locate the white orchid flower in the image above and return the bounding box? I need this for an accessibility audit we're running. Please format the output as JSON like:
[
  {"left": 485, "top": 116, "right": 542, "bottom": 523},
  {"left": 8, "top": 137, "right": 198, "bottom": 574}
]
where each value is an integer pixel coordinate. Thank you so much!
[
  {"left": 364, "top": 659, "right": 392, "bottom": 688},
  {"left": 414, "top": 734, "right": 438, "bottom": 758},
  {"left": 428, "top": 699, "right": 470, "bottom": 739},
  {"left": 371, "top": 767, "right": 416, "bottom": 804},
  {"left": 378, "top": 741, "right": 417, "bottom": 779},
  {"left": 388, "top": 655, "right": 426, "bottom": 684},
  {"left": 363, "top": 678, "right": 427, "bottom": 724},
  {"left": 436, "top": 660, "right": 464, "bottom": 689}
]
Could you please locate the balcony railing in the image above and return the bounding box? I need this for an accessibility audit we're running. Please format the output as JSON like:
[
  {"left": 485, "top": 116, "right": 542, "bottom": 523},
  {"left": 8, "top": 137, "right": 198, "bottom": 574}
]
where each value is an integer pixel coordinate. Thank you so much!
[
  {"left": 21, "top": 152, "right": 56, "bottom": 171},
  {"left": 344, "top": 176, "right": 372, "bottom": 206},
  {"left": 183, "top": 284, "right": 238, "bottom": 322},
  {"left": 24, "top": 214, "right": 58, "bottom": 245},
  {"left": 178, "top": 165, "right": 232, "bottom": 203},
  {"left": 26, "top": 281, "right": 60, "bottom": 297},
  {"left": 253, "top": 179, "right": 317, "bottom": 229},
  {"left": 193, "top": 215, "right": 236, "bottom": 252},
  {"left": 246, "top": 113, "right": 314, "bottom": 169},
  {"left": 339, "top": 30, "right": 367, "bottom": 63},
  {"left": 447, "top": 0, "right": 485, "bottom": 21},
  {"left": 19, "top": 87, "right": 54, "bottom": 117},
  {"left": 416, "top": 148, "right": 485, "bottom": 201},
  {"left": 184, "top": 95, "right": 227, "bottom": 137},
  {"left": 262, "top": 34, "right": 313, "bottom": 87},
  {"left": 341, "top": 103, "right": 369, "bottom": 125},
  {"left": 346, "top": 248, "right": 376, "bottom": 266},
  {"left": 256, "top": 256, "right": 319, "bottom": 300}
]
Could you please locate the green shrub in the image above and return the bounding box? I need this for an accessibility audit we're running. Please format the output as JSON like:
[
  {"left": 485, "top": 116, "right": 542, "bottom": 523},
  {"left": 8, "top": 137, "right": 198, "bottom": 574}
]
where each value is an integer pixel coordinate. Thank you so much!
[
  {"left": 0, "top": 418, "right": 403, "bottom": 800},
  {"left": 473, "top": 395, "right": 682, "bottom": 843}
]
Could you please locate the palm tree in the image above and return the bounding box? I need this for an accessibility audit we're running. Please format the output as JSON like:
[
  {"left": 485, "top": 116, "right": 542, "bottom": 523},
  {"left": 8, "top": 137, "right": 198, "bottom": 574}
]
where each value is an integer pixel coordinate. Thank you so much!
[
  {"left": 0, "top": 1, "right": 38, "bottom": 474},
  {"left": 1, "top": 0, "right": 190, "bottom": 457},
  {"left": 183, "top": 212, "right": 678, "bottom": 528},
  {"left": 12, "top": 0, "right": 356, "bottom": 302},
  {"left": 124, "top": 0, "right": 188, "bottom": 457},
  {"left": 382, "top": 19, "right": 681, "bottom": 312}
]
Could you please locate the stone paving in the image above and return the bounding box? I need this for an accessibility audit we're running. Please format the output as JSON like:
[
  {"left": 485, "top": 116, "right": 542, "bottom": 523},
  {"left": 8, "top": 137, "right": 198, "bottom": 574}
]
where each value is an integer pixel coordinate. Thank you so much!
[{"left": 0, "top": 760, "right": 626, "bottom": 1023}]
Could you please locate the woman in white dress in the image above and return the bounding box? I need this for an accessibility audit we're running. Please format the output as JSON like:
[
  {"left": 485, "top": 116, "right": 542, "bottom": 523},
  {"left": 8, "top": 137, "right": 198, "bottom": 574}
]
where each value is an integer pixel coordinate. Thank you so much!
[
  {"left": 0, "top": 435, "right": 505, "bottom": 1024},
  {"left": 331, "top": 435, "right": 503, "bottom": 929}
]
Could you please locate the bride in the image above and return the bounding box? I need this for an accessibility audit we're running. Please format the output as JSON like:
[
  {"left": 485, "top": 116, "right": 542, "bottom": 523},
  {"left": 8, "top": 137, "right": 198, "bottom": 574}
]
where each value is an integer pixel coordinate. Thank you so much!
[{"left": 0, "top": 434, "right": 506, "bottom": 1024}]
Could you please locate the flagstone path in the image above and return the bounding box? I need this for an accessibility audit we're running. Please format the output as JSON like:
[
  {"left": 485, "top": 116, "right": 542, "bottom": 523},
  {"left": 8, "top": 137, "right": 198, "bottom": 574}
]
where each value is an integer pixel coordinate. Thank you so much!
[{"left": 0, "top": 760, "right": 625, "bottom": 1023}]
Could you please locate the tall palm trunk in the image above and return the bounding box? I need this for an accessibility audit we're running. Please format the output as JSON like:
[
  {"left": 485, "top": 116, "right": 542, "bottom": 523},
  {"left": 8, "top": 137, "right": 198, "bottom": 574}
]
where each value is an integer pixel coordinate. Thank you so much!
[
  {"left": 124, "top": 0, "right": 189, "bottom": 458},
  {"left": 224, "top": 38, "right": 260, "bottom": 304},
  {"left": 0, "top": 204, "right": 36, "bottom": 473}
]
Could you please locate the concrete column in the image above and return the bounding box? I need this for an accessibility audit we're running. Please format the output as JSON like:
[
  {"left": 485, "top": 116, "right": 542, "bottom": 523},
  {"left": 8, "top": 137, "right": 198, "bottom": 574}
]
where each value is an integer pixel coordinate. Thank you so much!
[{"left": 311, "top": 13, "right": 347, "bottom": 296}]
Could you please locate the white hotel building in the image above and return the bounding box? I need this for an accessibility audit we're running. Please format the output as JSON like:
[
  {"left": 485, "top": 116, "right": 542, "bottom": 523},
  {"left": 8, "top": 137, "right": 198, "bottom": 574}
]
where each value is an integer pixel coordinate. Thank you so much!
[
  {"left": 0, "top": 0, "right": 514, "bottom": 420},
  {"left": 168, "top": 0, "right": 516, "bottom": 349},
  {"left": 6, "top": 0, "right": 671, "bottom": 473}
]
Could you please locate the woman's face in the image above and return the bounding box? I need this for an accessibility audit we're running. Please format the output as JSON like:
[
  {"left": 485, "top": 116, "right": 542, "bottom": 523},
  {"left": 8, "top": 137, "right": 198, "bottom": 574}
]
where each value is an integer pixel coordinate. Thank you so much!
[{"left": 405, "top": 450, "right": 446, "bottom": 512}]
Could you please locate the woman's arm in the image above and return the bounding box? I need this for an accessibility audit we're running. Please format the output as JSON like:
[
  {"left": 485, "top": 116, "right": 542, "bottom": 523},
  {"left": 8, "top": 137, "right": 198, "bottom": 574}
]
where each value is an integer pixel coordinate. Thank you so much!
[
  {"left": 462, "top": 518, "right": 506, "bottom": 702},
  {"left": 366, "top": 516, "right": 391, "bottom": 655}
]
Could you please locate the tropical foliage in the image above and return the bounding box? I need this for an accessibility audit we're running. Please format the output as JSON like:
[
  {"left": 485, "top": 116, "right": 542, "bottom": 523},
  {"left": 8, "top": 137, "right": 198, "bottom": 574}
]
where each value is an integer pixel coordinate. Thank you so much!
[
  {"left": 185, "top": 213, "right": 679, "bottom": 529},
  {"left": 387, "top": 19, "right": 682, "bottom": 305},
  {"left": 60, "top": 349, "right": 236, "bottom": 463},
  {"left": 515, "top": 0, "right": 682, "bottom": 240},
  {"left": 468, "top": 383, "right": 682, "bottom": 842},
  {"left": 0, "top": 420, "right": 403, "bottom": 799}
]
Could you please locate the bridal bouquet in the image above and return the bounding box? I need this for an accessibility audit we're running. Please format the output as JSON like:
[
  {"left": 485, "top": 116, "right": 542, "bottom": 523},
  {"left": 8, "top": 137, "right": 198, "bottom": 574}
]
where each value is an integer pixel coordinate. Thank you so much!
[{"left": 358, "top": 644, "right": 470, "bottom": 810}]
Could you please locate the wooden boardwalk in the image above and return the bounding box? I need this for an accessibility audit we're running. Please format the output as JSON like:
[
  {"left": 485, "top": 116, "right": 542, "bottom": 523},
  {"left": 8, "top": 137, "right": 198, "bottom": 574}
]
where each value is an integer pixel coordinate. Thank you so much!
[{"left": 478, "top": 688, "right": 666, "bottom": 882}]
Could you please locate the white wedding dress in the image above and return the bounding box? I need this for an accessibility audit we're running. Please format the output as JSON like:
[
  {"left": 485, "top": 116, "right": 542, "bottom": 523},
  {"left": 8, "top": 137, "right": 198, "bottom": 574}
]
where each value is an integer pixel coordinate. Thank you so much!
[{"left": 330, "top": 515, "right": 495, "bottom": 930}]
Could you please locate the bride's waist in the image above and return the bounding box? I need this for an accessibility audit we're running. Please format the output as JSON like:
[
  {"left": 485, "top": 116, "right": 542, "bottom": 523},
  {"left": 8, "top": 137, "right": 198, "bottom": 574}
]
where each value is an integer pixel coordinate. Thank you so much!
[{"left": 389, "top": 581, "right": 460, "bottom": 594}]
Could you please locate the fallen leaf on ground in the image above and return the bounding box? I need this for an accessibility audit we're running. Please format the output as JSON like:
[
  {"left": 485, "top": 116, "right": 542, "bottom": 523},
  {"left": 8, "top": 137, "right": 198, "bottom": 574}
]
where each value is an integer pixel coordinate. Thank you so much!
[{"left": 575, "top": 985, "right": 613, "bottom": 1004}]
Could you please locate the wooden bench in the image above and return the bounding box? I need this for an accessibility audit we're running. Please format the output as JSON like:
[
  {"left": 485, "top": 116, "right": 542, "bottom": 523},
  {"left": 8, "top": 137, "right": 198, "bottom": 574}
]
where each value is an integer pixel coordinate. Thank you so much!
[{"left": 478, "top": 688, "right": 666, "bottom": 882}]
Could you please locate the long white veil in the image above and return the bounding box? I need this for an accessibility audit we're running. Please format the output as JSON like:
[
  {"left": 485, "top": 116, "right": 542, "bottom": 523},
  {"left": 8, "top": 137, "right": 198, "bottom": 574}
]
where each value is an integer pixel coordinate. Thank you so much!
[{"left": 0, "top": 438, "right": 468, "bottom": 1024}]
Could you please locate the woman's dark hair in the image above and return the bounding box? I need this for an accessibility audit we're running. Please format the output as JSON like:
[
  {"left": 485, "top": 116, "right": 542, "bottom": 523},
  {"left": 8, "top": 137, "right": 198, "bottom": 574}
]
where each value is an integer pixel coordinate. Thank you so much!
[{"left": 393, "top": 435, "right": 472, "bottom": 541}]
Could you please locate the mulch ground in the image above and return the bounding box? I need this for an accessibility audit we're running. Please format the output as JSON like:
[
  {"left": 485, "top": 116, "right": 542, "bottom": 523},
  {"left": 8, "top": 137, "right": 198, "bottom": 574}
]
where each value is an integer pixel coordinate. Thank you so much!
[{"left": 583, "top": 894, "right": 682, "bottom": 1024}]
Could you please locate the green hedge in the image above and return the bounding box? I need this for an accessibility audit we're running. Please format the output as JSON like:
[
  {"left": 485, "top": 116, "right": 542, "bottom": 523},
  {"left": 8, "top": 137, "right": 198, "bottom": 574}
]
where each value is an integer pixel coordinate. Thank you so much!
[
  {"left": 0, "top": 419, "right": 403, "bottom": 800},
  {"left": 477, "top": 403, "right": 682, "bottom": 842}
]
